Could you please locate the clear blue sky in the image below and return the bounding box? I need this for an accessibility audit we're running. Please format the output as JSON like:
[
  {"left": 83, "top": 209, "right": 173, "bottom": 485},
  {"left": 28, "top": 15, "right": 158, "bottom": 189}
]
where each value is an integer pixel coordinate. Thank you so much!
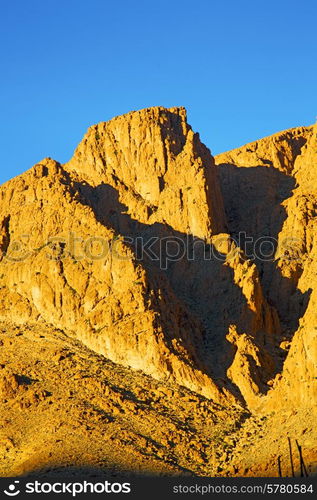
[{"left": 1, "top": 0, "right": 316, "bottom": 184}]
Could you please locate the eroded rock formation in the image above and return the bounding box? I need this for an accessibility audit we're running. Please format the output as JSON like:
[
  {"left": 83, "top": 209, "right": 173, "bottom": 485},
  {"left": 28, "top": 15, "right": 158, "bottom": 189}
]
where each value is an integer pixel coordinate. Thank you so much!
[
  {"left": 0, "top": 108, "right": 316, "bottom": 477},
  {"left": 216, "top": 124, "right": 317, "bottom": 409},
  {"left": 0, "top": 107, "right": 289, "bottom": 407}
]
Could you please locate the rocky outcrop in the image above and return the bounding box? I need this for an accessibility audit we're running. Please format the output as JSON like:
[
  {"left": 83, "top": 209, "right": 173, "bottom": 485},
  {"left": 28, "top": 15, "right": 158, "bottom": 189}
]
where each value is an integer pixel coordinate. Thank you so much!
[
  {"left": 0, "top": 158, "right": 225, "bottom": 401},
  {"left": 265, "top": 125, "right": 317, "bottom": 410},
  {"left": 216, "top": 124, "right": 317, "bottom": 410},
  {"left": 66, "top": 107, "right": 226, "bottom": 239},
  {"left": 0, "top": 107, "right": 282, "bottom": 407}
]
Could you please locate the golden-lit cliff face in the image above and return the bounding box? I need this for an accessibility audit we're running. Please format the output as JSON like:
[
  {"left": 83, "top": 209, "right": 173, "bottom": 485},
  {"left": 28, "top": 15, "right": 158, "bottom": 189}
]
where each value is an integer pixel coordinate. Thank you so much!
[
  {"left": 216, "top": 124, "right": 317, "bottom": 410},
  {"left": 0, "top": 108, "right": 316, "bottom": 476}
]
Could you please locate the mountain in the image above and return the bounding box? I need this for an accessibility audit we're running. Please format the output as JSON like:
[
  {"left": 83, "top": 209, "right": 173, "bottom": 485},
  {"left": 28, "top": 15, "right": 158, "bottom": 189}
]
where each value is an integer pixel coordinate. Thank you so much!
[{"left": 0, "top": 107, "right": 316, "bottom": 477}]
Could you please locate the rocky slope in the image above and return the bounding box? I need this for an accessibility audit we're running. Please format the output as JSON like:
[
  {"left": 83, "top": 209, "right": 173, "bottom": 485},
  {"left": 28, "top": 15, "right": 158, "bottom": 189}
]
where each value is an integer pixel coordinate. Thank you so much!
[
  {"left": 0, "top": 107, "right": 316, "bottom": 476},
  {"left": 0, "top": 321, "right": 246, "bottom": 477}
]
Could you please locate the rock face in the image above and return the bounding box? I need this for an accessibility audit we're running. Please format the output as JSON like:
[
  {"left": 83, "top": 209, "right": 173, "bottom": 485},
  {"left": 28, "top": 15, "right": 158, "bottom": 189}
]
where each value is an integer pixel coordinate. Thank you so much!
[
  {"left": 0, "top": 107, "right": 316, "bottom": 413},
  {"left": 216, "top": 124, "right": 317, "bottom": 410},
  {"left": 0, "top": 158, "right": 223, "bottom": 401},
  {"left": 66, "top": 107, "right": 226, "bottom": 239}
]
